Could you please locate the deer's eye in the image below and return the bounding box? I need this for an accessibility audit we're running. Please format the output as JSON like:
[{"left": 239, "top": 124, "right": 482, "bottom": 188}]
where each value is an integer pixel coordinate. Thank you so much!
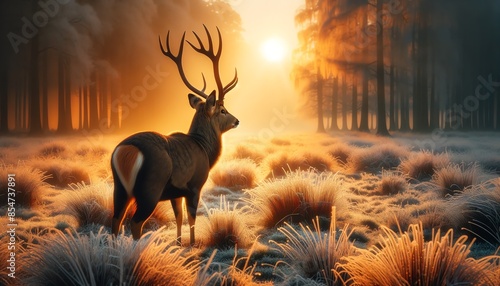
[{"left": 221, "top": 109, "right": 226, "bottom": 114}]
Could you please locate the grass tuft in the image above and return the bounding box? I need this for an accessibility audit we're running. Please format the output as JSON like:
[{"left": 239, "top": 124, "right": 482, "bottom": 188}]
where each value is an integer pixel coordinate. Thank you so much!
[
  {"left": 446, "top": 179, "right": 500, "bottom": 247},
  {"left": 327, "top": 142, "right": 353, "bottom": 165},
  {"left": 339, "top": 223, "right": 500, "bottom": 285},
  {"left": 197, "top": 244, "right": 273, "bottom": 286},
  {"left": 271, "top": 138, "right": 291, "bottom": 146},
  {"left": 399, "top": 151, "right": 449, "bottom": 181},
  {"left": 273, "top": 208, "right": 355, "bottom": 285},
  {"left": 246, "top": 170, "right": 344, "bottom": 229},
  {"left": 230, "top": 144, "right": 265, "bottom": 163},
  {"left": 199, "top": 196, "right": 254, "bottom": 249},
  {"left": 210, "top": 159, "right": 260, "bottom": 190},
  {"left": 20, "top": 228, "right": 200, "bottom": 285},
  {"left": 432, "top": 162, "right": 479, "bottom": 197},
  {"left": 38, "top": 141, "right": 68, "bottom": 158},
  {"left": 63, "top": 182, "right": 113, "bottom": 228},
  {"left": 0, "top": 165, "right": 48, "bottom": 208},
  {"left": 264, "top": 151, "right": 336, "bottom": 178},
  {"left": 348, "top": 143, "right": 408, "bottom": 173},
  {"left": 33, "top": 160, "right": 91, "bottom": 188},
  {"left": 377, "top": 171, "right": 408, "bottom": 195}
]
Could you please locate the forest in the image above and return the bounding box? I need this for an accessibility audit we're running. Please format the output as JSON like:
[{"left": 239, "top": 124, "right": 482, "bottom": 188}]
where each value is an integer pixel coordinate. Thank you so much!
[
  {"left": 1, "top": 0, "right": 499, "bottom": 135},
  {"left": 1, "top": 1, "right": 500, "bottom": 285},
  {"left": 293, "top": 0, "right": 500, "bottom": 134},
  {"left": 0, "top": 0, "right": 243, "bottom": 134}
]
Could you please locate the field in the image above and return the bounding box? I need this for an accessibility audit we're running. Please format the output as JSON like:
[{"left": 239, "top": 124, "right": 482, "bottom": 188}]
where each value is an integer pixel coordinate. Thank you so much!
[{"left": 1, "top": 131, "right": 499, "bottom": 285}]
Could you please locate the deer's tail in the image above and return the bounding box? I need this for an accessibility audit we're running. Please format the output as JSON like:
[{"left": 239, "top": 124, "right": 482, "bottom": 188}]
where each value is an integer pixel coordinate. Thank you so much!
[{"left": 112, "top": 145, "right": 144, "bottom": 197}]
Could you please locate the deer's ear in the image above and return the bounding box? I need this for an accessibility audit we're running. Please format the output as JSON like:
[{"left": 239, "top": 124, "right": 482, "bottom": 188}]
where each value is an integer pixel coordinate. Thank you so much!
[
  {"left": 205, "top": 90, "right": 216, "bottom": 115},
  {"left": 188, "top": 94, "right": 202, "bottom": 109}
]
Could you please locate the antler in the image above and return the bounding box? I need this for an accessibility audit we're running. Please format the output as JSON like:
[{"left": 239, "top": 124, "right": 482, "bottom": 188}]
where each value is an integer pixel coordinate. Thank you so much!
[
  {"left": 186, "top": 25, "right": 238, "bottom": 104},
  {"left": 159, "top": 31, "right": 209, "bottom": 99}
]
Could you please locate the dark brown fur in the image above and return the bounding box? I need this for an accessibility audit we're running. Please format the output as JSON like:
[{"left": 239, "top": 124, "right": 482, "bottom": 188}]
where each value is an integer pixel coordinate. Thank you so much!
[{"left": 111, "top": 93, "right": 238, "bottom": 244}]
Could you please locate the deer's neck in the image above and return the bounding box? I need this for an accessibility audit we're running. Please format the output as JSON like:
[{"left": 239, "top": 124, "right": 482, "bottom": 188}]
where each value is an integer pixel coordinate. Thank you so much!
[{"left": 188, "top": 119, "right": 222, "bottom": 168}]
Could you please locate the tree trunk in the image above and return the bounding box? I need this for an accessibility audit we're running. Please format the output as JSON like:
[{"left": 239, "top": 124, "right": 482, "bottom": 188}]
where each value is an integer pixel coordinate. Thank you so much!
[
  {"left": 400, "top": 70, "right": 411, "bottom": 131},
  {"left": 351, "top": 76, "right": 358, "bottom": 131},
  {"left": 109, "top": 77, "right": 121, "bottom": 130},
  {"left": 79, "top": 85, "right": 83, "bottom": 130},
  {"left": 89, "top": 71, "right": 99, "bottom": 129},
  {"left": 359, "top": 67, "right": 370, "bottom": 132},
  {"left": 83, "top": 83, "right": 89, "bottom": 129},
  {"left": 57, "top": 52, "right": 67, "bottom": 133},
  {"left": 341, "top": 75, "right": 347, "bottom": 130},
  {"left": 100, "top": 73, "right": 109, "bottom": 130},
  {"left": 429, "top": 59, "right": 439, "bottom": 130},
  {"left": 375, "top": 0, "right": 389, "bottom": 136},
  {"left": 316, "top": 67, "right": 325, "bottom": 132},
  {"left": 28, "top": 33, "right": 42, "bottom": 135},
  {"left": 330, "top": 76, "right": 339, "bottom": 131},
  {"left": 41, "top": 51, "right": 49, "bottom": 131},
  {"left": 389, "top": 64, "right": 396, "bottom": 131},
  {"left": 64, "top": 56, "right": 72, "bottom": 131}
]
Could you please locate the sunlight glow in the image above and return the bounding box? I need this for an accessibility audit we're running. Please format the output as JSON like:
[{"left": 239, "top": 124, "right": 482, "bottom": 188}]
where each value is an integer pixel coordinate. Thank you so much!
[{"left": 260, "top": 37, "right": 287, "bottom": 62}]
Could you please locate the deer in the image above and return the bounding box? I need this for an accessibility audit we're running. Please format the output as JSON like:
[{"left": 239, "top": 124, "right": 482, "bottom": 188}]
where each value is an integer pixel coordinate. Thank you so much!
[{"left": 111, "top": 25, "right": 239, "bottom": 245}]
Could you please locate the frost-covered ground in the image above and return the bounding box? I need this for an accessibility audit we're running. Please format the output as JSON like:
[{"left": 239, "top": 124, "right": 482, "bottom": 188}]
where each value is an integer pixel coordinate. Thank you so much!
[{"left": 1, "top": 131, "right": 499, "bottom": 285}]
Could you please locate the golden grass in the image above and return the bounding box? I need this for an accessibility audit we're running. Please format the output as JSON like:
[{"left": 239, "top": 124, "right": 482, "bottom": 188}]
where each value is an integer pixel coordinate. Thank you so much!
[
  {"left": 348, "top": 143, "right": 409, "bottom": 173},
  {"left": 62, "top": 182, "right": 113, "bottom": 228},
  {"left": 210, "top": 159, "right": 261, "bottom": 190},
  {"left": 432, "top": 162, "right": 479, "bottom": 197},
  {"left": 20, "top": 227, "right": 201, "bottom": 285},
  {"left": 263, "top": 150, "right": 337, "bottom": 178},
  {"left": 2, "top": 132, "right": 499, "bottom": 285},
  {"left": 198, "top": 196, "right": 254, "bottom": 249},
  {"left": 327, "top": 142, "right": 354, "bottom": 165},
  {"left": 377, "top": 171, "right": 408, "bottom": 195},
  {"left": 198, "top": 244, "right": 273, "bottom": 286},
  {"left": 0, "top": 165, "right": 48, "bottom": 208},
  {"left": 245, "top": 170, "right": 345, "bottom": 229},
  {"left": 229, "top": 144, "right": 265, "bottom": 163},
  {"left": 74, "top": 144, "right": 109, "bottom": 158},
  {"left": 399, "top": 151, "right": 449, "bottom": 181},
  {"left": 273, "top": 209, "right": 355, "bottom": 285},
  {"left": 339, "top": 223, "right": 500, "bottom": 285},
  {"left": 446, "top": 179, "right": 500, "bottom": 247},
  {"left": 38, "top": 141, "right": 68, "bottom": 158},
  {"left": 32, "top": 159, "right": 91, "bottom": 188}
]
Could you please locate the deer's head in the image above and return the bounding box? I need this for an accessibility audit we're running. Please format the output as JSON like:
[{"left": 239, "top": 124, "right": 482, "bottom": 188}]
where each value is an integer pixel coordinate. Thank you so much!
[{"left": 160, "top": 26, "right": 239, "bottom": 135}]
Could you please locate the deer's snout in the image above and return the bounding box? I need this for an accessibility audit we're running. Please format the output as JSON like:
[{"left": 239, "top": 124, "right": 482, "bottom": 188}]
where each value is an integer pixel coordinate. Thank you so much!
[{"left": 233, "top": 119, "right": 240, "bottom": 128}]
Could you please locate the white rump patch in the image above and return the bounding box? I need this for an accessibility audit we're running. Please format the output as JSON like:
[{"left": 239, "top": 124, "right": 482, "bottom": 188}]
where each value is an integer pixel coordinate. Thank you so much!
[{"left": 112, "top": 145, "right": 144, "bottom": 197}]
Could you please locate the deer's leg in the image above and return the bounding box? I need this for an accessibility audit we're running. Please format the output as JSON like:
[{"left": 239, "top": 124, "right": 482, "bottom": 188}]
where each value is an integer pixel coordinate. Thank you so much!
[
  {"left": 186, "top": 192, "right": 200, "bottom": 246},
  {"left": 112, "top": 180, "right": 131, "bottom": 236},
  {"left": 131, "top": 190, "right": 161, "bottom": 240},
  {"left": 171, "top": 198, "right": 183, "bottom": 245}
]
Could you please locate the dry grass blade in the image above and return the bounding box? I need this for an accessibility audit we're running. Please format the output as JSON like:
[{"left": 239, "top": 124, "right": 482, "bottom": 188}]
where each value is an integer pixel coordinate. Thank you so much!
[
  {"left": 245, "top": 170, "right": 345, "bottom": 229},
  {"left": 273, "top": 208, "right": 355, "bottom": 285},
  {"left": 210, "top": 158, "right": 260, "bottom": 190},
  {"left": 432, "top": 162, "right": 479, "bottom": 197},
  {"left": 339, "top": 223, "right": 500, "bottom": 285},
  {"left": 62, "top": 182, "right": 113, "bottom": 228},
  {"left": 347, "top": 144, "right": 409, "bottom": 173},
  {"left": 377, "top": 170, "right": 408, "bottom": 195},
  {"left": 399, "top": 151, "right": 449, "bottom": 182},
  {"left": 0, "top": 165, "right": 48, "bottom": 208},
  {"left": 199, "top": 196, "right": 254, "bottom": 249},
  {"left": 446, "top": 179, "right": 500, "bottom": 247},
  {"left": 20, "top": 227, "right": 200, "bottom": 285}
]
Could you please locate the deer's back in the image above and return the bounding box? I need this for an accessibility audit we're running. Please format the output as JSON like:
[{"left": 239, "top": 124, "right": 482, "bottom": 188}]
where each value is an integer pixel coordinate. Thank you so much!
[{"left": 115, "top": 131, "right": 210, "bottom": 190}]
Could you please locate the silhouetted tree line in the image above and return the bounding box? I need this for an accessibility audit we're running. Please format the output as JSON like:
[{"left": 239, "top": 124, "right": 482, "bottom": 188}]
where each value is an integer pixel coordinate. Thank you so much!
[
  {"left": 294, "top": 0, "right": 500, "bottom": 134},
  {"left": 0, "top": 0, "right": 241, "bottom": 135}
]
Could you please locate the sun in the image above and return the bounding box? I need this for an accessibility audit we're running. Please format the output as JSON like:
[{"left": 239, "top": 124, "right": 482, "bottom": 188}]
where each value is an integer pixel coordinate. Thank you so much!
[{"left": 260, "top": 37, "right": 287, "bottom": 63}]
